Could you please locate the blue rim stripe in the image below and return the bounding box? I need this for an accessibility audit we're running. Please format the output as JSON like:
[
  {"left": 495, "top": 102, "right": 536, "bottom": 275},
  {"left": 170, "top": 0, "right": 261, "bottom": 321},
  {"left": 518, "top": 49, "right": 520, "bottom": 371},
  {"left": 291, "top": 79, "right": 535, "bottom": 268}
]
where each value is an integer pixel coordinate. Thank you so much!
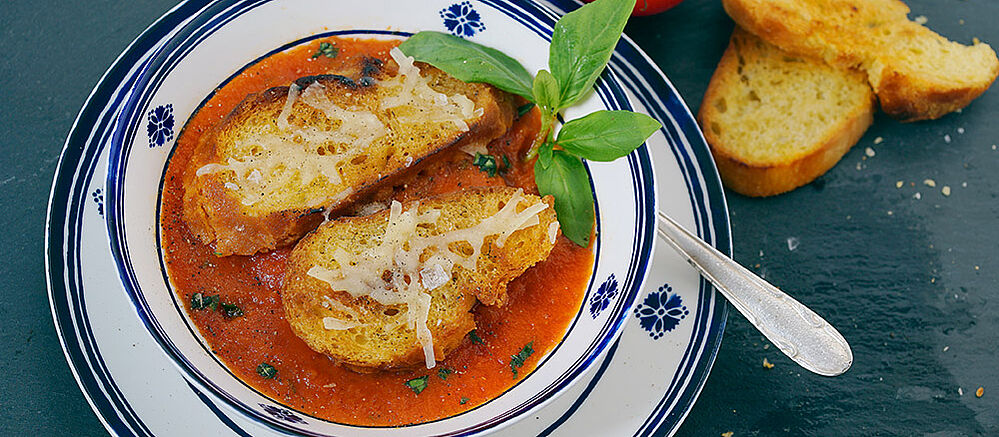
[
  {"left": 45, "top": 0, "right": 216, "bottom": 435},
  {"left": 540, "top": 1, "right": 730, "bottom": 436}
]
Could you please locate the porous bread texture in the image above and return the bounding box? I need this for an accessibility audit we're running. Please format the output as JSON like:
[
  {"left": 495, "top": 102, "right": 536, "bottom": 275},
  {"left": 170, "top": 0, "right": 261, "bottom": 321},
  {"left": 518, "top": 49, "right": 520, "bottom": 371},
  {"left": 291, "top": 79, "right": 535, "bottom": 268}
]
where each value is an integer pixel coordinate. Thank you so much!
[
  {"left": 699, "top": 27, "right": 875, "bottom": 197},
  {"left": 722, "top": 0, "right": 999, "bottom": 121},
  {"left": 281, "top": 187, "right": 558, "bottom": 371},
  {"left": 182, "top": 57, "right": 515, "bottom": 256}
]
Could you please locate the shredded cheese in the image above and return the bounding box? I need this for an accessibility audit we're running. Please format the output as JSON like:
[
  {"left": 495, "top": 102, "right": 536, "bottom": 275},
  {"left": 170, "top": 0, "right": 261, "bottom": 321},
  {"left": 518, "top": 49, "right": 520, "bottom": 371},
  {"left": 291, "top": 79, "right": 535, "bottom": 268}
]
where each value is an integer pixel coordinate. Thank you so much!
[
  {"left": 306, "top": 190, "right": 547, "bottom": 368},
  {"left": 196, "top": 48, "right": 482, "bottom": 212},
  {"left": 382, "top": 47, "right": 478, "bottom": 131},
  {"left": 547, "top": 221, "right": 560, "bottom": 244},
  {"left": 196, "top": 82, "right": 385, "bottom": 207}
]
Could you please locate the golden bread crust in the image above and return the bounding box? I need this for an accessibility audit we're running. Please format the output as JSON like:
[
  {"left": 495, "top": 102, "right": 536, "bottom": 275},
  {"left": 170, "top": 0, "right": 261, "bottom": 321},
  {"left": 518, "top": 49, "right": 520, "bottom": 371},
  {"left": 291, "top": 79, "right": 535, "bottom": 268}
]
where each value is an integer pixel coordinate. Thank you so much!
[
  {"left": 722, "top": 0, "right": 998, "bottom": 121},
  {"left": 281, "top": 187, "right": 558, "bottom": 371},
  {"left": 699, "top": 28, "right": 874, "bottom": 197}
]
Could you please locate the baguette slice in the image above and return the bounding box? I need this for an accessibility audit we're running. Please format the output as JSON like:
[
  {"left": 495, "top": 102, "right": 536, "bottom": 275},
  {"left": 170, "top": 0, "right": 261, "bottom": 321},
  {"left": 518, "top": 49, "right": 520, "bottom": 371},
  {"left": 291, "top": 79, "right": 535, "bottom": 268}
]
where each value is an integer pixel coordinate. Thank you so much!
[
  {"left": 183, "top": 49, "right": 515, "bottom": 256},
  {"left": 699, "top": 27, "right": 875, "bottom": 197},
  {"left": 722, "top": 0, "right": 999, "bottom": 121},
  {"left": 282, "top": 187, "right": 559, "bottom": 371}
]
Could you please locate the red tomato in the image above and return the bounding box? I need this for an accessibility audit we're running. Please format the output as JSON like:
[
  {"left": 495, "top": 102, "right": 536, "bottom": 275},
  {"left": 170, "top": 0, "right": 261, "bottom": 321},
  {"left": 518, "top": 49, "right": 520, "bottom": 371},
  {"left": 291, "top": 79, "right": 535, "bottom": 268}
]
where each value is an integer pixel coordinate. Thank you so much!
[{"left": 584, "top": 0, "right": 684, "bottom": 16}]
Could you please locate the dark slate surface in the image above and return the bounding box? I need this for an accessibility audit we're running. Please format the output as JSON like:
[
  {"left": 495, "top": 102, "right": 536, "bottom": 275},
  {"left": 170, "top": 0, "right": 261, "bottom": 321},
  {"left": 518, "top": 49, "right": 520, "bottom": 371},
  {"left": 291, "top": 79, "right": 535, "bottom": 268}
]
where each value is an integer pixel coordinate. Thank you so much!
[{"left": 2, "top": 0, "right": 995, "bottom": 436}]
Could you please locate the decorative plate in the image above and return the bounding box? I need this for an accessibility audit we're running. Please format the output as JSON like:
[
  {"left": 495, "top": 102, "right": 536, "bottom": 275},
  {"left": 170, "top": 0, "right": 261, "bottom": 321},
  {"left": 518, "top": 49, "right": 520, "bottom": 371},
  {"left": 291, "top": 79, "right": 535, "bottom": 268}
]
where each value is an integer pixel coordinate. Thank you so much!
[{"left": 45, "top": 0, "right": 729, "bottom": 435}]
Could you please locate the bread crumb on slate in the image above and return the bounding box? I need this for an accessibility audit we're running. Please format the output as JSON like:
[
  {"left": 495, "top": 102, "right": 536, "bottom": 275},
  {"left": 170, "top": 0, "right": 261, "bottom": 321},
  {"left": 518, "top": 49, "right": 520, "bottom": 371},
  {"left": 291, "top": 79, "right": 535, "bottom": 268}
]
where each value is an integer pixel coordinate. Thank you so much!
[
  {"left": 942, "top": 186, "right": 951, "bottom": 196},
  {"left": 896, "top": 181, "right": 904, "bottom": 189},
  {"left": 874, "top": 136, "right": 884, "bottom": 145},
  {"left": 865, "top": 147, "right": 876, "bottom": 157},
  {"left": 763, "top": 358, "right": 774, "bottom": 369},
  {"left": 924, "top": 179, "right": 936, "bottom": 187},
  {"left": 914, "top": 15, "right": 928, "bottom": 25},
  {"left": 976, "top": 387, "right": 984, "bottom": 398}
]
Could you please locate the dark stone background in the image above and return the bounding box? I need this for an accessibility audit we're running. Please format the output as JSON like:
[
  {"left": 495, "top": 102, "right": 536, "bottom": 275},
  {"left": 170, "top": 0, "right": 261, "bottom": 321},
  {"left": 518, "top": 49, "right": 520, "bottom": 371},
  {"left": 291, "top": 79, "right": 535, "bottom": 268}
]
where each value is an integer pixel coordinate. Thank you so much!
[{"left": 1, "top": 0, "right": 995, "bottom": 435}]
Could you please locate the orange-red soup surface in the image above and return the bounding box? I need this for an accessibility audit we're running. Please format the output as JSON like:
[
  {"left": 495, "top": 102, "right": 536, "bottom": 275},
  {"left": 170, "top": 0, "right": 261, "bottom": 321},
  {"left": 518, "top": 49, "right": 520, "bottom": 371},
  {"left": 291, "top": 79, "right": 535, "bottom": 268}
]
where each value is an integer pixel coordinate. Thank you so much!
[{"left": 160, "top": 36, "right": 593, "bottom": 426}]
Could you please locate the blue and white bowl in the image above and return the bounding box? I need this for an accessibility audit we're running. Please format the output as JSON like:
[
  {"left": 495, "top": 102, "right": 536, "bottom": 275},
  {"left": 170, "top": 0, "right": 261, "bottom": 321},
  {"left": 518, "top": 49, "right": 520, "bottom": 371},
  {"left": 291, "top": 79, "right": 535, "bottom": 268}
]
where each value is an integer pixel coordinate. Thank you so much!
[{"left": 106, "top": 0, "right": 656, "bottom": 435}]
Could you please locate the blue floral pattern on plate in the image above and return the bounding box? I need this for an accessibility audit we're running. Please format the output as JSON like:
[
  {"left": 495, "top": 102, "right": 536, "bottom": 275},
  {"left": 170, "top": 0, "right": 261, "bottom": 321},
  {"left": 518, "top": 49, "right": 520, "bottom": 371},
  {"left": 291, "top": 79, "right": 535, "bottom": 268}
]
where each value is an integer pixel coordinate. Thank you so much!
[
  {"left": 589, "top": 274, "right": 619, "bottom": 318},
  {"left": 146, "top": 104, "right": 174, "bottom": 148},
  {"left": 91, "top": 188, "right": 104, "bottom": 217},
  {"left": 440, "top": 1, "right": 485, "bottom": 38},
  {"left": 259, "top": 403, "right": 307, "bottom": 425},
  {"left": 634, "top": 284, "right": 688, "bottom": 340}
]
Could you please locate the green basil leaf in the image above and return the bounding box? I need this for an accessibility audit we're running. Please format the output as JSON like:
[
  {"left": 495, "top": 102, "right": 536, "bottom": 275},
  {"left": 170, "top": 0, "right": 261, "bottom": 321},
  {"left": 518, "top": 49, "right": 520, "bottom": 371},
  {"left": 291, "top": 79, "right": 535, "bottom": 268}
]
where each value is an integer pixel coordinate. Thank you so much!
[
  {"left": 538, "top": 141, "right": 554, "bottom": 169},
  {"left": 404, "top": 375, "right": 430, "bottom": 394},
  {"left": 399, "top": 31, "right": 534, "bottom": 100},
  {"left": 549, "top": 0, "right": 634, "bottom": 107},
  {"left": 534, "top": 151, "right": 593, "bottom": 246},
  {"left": 532, "top": 69, "right": 561, "bottom": 113},
  {"left": 556, "top": 110, "right": 661, "bottom": 161}
]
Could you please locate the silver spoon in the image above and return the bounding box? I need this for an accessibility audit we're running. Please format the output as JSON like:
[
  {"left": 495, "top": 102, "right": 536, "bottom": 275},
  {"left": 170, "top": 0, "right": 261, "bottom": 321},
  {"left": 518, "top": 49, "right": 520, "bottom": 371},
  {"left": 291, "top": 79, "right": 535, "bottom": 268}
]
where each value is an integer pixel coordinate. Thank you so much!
[{"left": 656, "top": 210, "right": 853, "bottom": 377}]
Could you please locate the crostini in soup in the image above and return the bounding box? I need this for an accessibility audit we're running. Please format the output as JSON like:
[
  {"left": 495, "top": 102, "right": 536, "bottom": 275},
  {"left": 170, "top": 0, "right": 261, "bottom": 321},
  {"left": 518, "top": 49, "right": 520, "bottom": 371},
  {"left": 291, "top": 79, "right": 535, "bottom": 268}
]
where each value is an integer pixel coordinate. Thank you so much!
[
  {"left": 183, "top": 47, "right": 515, "bottom": 256},
  {"left": 283, "top": 187, "right": 558, "bottom": 371}
]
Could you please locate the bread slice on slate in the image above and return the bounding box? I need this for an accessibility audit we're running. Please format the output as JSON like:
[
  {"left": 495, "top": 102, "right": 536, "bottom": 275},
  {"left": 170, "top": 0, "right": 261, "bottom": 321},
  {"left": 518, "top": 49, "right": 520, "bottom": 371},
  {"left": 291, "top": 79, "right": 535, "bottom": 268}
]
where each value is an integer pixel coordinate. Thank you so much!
[
  {"left": 699, "top": 27, "right": 875, "bottom": 197},
  {"left": 722, "top": 0, "right": 999, "bottom": 121},
  {"left": 182, "top": 48, "right": 515, "bottom": 256},
  {"left": 281, "top": 187, "right": 558, "bottom": 371}
]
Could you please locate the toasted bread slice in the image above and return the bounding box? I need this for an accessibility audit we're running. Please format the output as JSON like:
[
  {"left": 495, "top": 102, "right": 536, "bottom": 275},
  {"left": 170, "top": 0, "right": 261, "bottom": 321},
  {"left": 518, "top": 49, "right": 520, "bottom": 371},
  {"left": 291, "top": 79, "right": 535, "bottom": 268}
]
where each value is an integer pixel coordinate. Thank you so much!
[
  {"left": 183, "top": 49, "right": 515, "bottom": 255},
  {"left": 699, "top": 28, "right": 875, "bottom": 197},
  {"left": 722, "top": 0, "right": 999, "bottom": 121},
  {"left": 282, "top": 187, "right": 559, "bottom": 371}
]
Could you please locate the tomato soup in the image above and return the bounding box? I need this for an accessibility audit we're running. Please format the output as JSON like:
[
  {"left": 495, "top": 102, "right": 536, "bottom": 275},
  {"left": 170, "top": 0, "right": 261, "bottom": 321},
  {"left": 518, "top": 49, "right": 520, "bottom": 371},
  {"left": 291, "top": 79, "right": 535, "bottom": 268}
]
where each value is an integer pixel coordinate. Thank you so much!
[{"left": 160, "top": 36, "right": 593, "bottom": 426}]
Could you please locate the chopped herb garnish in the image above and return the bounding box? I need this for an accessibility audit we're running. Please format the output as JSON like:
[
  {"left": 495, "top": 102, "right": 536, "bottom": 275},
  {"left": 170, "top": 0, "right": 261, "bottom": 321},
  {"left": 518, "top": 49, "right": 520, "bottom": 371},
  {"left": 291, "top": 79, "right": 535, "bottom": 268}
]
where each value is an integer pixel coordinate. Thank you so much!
[
  {"left": 460, "top": 396, "right": 470, "bottom": 405},
  {"left": 469, "top": 330, "right": 484, "bottom": 345},
  {"left": 256, "top": 363, "right": 277, "bottom": 379},
  {"left": 438, "top": 367, "right": 454, "bottom": 380},
  {"left": 398, "top": 0, "right": 660, "bottom": 247},
  {"left": 472, "top": 153, "right": 499, "bottom": 177},
  {"left": 516, "top": 102, "right": 535, "bottom": 118},
  {"left": 510, "top": 341, "right": 535, "bottom": 378},
  {"left": 311, "top": 41, "right": 339, "bottom": 59},
  {"left": 500, "top": 154, "right": 511, "bottom": 174},
  {"left": 404, "top": 375, "right": 429, "bottom": 394},
  {"left": 212, "top": 251, "right": 223, "bottom": 257},
  {"left": 191, "top": 293, "right": 220, "bottom": 311},
  {"left": 221, "top": 302, "right": 243, "bottom": 318}
]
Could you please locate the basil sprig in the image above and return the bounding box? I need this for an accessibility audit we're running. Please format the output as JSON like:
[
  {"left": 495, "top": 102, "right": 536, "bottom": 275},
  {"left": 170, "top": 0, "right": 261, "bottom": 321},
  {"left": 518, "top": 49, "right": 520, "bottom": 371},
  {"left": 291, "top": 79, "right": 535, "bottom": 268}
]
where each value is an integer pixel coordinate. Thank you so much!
[
  {"left": 399, "top": 0, "right": 659, "bottom": 246},
  {"left": 398, "top": 31, "right": 533, "bottom": 100}
]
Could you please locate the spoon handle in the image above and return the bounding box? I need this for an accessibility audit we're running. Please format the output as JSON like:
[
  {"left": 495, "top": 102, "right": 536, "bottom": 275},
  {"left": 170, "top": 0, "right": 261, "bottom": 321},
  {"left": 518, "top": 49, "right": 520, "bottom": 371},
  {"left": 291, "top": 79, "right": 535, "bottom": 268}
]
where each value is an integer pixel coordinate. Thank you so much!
[{"left": 656, "top": 211, "right": 853, "bottom": 376}]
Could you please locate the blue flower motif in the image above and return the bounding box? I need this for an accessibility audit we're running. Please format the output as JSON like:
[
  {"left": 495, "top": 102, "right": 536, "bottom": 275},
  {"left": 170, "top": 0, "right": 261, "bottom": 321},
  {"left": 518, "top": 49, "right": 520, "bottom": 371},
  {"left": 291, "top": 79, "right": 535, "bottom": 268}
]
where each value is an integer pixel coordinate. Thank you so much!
[
  {"left": 589, "top": 274, "right": 619, "bottom": 318},
  {"left": 146, "top": 104, "right": 175, "bottom": 148},
  {"left": 91, "top": 188, "right": 104, "bottom": 218},
  {"left": 440, "top": 1, "right": 486, "bottom": 38},
  {"left": 634, "top": 284, "right": 689, "bottom": 340},
  {"left": 259, "top": 403, "right": 307, "bottom": 425}
]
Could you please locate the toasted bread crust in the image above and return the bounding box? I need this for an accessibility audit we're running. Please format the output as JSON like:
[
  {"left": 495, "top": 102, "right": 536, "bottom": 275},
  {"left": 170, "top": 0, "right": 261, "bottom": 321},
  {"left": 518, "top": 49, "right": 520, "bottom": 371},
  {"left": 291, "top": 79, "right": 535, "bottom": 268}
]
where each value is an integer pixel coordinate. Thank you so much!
[
  {"left": 722, "top": 0, "right": 999, "bottom": 121},
  {"left": 281, "top": 187, "right": 558, "bottom": 370},
  {"left": 705, "top": 109, "right": 873, "bottom": 197},
  {"left": 182, "top": 59, "right": 516, "bottom": 256},
  {"left": 699, "top": 28, "right": 874, "bottom": 197}
]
